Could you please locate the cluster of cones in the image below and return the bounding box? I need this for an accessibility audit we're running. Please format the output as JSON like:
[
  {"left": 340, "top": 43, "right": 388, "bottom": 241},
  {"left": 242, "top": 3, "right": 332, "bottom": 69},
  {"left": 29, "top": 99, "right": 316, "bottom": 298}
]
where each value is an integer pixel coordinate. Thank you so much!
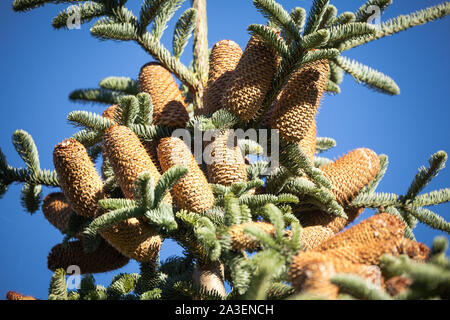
[{"left": 7, "top": 34, "right": 432, "bottom": 299}]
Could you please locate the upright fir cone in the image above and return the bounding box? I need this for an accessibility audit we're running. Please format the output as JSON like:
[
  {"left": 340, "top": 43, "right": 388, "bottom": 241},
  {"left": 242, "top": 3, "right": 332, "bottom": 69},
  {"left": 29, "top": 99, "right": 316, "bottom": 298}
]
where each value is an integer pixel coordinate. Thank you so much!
[
  {"left": 138, "top": 62, "right": 189, "bottom": 127},
  {"left": 206, "top": 130, "right": 248, "bottom": 186},
  {"left": 222, "top": 34, "right": 280, "bottom": 121},
  {"left": 47, "top": 239, "right": 130, "bottom": 274},
  {"left": 53, "top": 139, "right": 106, "bottom": 218},
  {"left": 102, "top": 104, "right": 120, "bottom": 122},
  {"left": 298, "top": 208, "right": 365, "bottom": 234},
  {"left": 55, "top": 136, "right": 162, "bottom": 262},
  {"left": 102, "top": 125, "right": 170, "bottom": 203},
  {"left": 322, "top": 148, "right": 381, "bottom": 207},
  {"left": 200, "top": 40, "right": 242, "bottom": 116},
  {"left": 228, "top": 221, "right": 334, "bottom": 252},
  {"left": 384, "top": 276, "right": 412, "bottom": 296},
  {"left": 42, "top": 192, "right": 73, "bottom": 235},
  {"left": 157, "top": 137, "right": 215, "bottom": 213},
  {"left": 6, "top": 291, "right": 37, "bottom": 300},
  {"left": 298, "top": 119, "right": 317, "bottom": 162},
  {"left": 271, "top": 59, "right": 329, "bottom": 143},
  {"left": 289, "top": 251, "right": 383, "bottom": 298}
]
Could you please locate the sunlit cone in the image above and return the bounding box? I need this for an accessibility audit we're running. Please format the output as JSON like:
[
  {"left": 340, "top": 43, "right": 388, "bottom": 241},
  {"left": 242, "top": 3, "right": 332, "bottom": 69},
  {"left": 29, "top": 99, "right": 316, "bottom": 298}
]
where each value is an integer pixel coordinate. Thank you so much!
[
  {"left": 271, "top": 60, "right": 329, "bottom": 143},
  {"left": 228, "top": 222, "right": 334, "bottom": 252},
  {"left": 102, "top": 125, "right": 171, "bottom": 204},
  {"left": 316, "top": 213, "right": 405, "bottom": 252},
  {"left": 289, "top": 251, "right": 383, "bottom": 298},
  {"left": 42, "top": 192, "right": 73, "bottom": 235},
  {"left": 47, "top": 239, "right": 130, "bottom": 274},
  {"left": 100, "top": 218, "right": 162, "bottom": 262},
  {"left": 53, "top": 138, "right": 106, "bottom": 218},
  {"left": 321, "top": 148, "right": 381, "bottom": 206},
  {"left": 102, "top": 104, "right": 120, "bottom": 122},
  {"left": 288, "top": 252, "right": 338, "bottom": 299},
  {"left": 138, "top": 62, "right": 189, "bottom": 127},
  {"left": 299, "top": 225, "right": 335, "bottom": 251},
  {"left": 206, "top": 130, "right": 248, "bottom": 186},
  {"left": 6, "top": 291, "right": 37, "bottom": 300},
  {"left": 298, "top": 208, "right": 365, "bottom": 234},
  {"left": 222, "top": 34, "right": 280, "bottom": 121},
  {"left": 397, "top": 238, "right": 430, "bottom": 262},
  {"left": 228, "top": 222, "right": 276, "bottom": 251},
  {"left": 157, "top": 137, "right": 215, "bottom": 213},
  {"left": 298, "top": 119, "right": 317, "bottom": 162},
  {"left": 201, "top": 40, "right": 242, "bottom": 116}
]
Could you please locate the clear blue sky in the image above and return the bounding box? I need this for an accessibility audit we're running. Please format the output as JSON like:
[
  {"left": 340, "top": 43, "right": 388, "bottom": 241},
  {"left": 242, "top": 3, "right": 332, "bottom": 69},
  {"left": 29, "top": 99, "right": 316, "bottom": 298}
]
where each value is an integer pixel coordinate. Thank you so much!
[{"left": 0, "top": 1, "right": 449, "bottom": 299}]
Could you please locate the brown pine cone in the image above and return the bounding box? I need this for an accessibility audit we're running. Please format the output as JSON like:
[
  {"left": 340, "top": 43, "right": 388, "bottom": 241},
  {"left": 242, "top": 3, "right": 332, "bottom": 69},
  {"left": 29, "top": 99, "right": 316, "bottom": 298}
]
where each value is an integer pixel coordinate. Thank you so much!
[
  {"left": 42, "top": 192, "right": 73, "bottom": 235},
  {"left": 138, "top": 62, "right": 189, "bottom": 127},
  {"left": 6, "top": 291, "right": 37, "bottom": 300},
  {"left": 157, "top": 137, "right": 215, "bottom": 213}
]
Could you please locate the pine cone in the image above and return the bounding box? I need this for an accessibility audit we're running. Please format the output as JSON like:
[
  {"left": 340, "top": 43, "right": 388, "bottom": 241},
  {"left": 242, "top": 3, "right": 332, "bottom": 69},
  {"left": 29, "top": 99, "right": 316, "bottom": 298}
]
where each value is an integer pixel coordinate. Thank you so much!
[
  {"left": 201, "top": 40, "right": 242, "bottom": 116},
  {"left": 222, "top": 35, "right": 280, "bottom": 121},
  {"left": 322, "top": 148, "right": 381, "bottom": 206},
  {"left": 206, "top": 130, "right": 248, "bottom": 186},
  {"left": 157, "top": 137, "right": 215, "bottom": 213},
  {"left": 316, "top": 213, "right": 405, "bottom": 252},
  {"left": 298, "top": 119, "right": 317, "bottom": 162},
  {"left": 298, "top": 208, "right": 365, "bottom": 234},
  {"left": 102, "top": 104, "right": 120, "bottom": 122},
  {"left": 228, "top": 222, "right": 334, "bottom": 252},
  {"left": 397, "top": 237, "right": 430, "bottom": 262},
  {"left": 42, "top": 192, "right": 73, "bottom": 235},
  {"left": 6, "top": 291, "right": 37, "bottom": 300},
  {"left": 47, "top": 239, "right": 130, "bottom": 274},
  {"left": 271, "top": 60, "right": 329, "bottom": 143},
  {"left": 53, "top": 139, "right": 106, "bottom": 218},
  {"left": 138, "top": 62, "right": 189, "bottom": 127},
  {"left": 102, "top": 125, "right": 170, "bottom": 203}
]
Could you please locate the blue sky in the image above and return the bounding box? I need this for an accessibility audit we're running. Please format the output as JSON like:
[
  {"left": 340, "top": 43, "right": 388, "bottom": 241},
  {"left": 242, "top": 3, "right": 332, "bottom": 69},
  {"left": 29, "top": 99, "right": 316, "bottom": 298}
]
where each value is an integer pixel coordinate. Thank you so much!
[{"left": 0, "top": 0, "right": 449, "bottom": 299}]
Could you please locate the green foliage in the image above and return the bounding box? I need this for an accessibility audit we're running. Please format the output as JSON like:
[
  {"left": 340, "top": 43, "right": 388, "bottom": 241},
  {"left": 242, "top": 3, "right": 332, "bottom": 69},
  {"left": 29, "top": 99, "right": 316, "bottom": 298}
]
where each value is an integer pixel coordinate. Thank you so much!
[
  {"left": 99, "top": 76, "right": 139, "bottom": 95},
  {"left": 331, "top": 274, "right": 392, "bottom": 300},
  {"left": 173, "top": 8, "right": 197, "bottom": 59}
]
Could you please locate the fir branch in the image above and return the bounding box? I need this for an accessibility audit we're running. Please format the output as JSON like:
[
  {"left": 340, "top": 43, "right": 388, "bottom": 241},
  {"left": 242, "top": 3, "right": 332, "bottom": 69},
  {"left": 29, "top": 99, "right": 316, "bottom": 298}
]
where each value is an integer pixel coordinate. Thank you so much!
[
  {"left": 117, "top": 95, "right": 140, "bottom": 127},
  {"left": 318, "top": 4, "right": 337, "bottom": 29},
  {"left": 248, "top": 24, "right": 289, "bottom": 58},
  {"left": 313, "top": 156, "right": 332, "bottom": 168},
  {"left": 364, "top": 154, "right": 388, "bottom": 194},
  {"left": 98, "top": 198, "right": 136, "bottom": 211},
  {"left": 133, "top": 171, "right": 155, "bottom": 209},
  {"left": 383, "top": 206, "right": 415, "bottom": 240},
  {"left": 69, "top": 88, "right": 125, "bottom": 105},
  {"left": 12, "top": 130, "right": 40, "bottom": 173},
  {"left": 91, "top": 19, "right": 138, "bottom": 41},
  {"left": 12, "top": 0, "right": 85, "bottom": 12},
  {"left": 326, "top": 79, "right": 340, "bottom": 94},
  {"left": 405, "top": 151, "right": 447, "bottom": 200},
  {"left": 107, "top": 273, "right": 139, "bottom": 299},
  {"left": 411, "top": 188, "right": 450, "bottom": 208},
  {"left": 303, "top": 0, "right": 330, "bottom": 35},
  {"left": 172, "top": 8, "right": 197, "bottom": 59},
  {"left": 211, "top": 109, "right": 241, "bottom": 129},
  {"left": 299, "top": 29, "right": 330, "bottom": 50},
  {"left": 99, "top": 76, "right": 139, "bottom": 95},
  {"left": 136, "top": 92, "right": 154, "bottom": 125},
  {"left": 151, "top": 0, "right": 186, "bottom": 41},
  {"left": 331, "top": 274, "right": 392, "bottom": 300},
  {"left": 333, "top": 56, "right": 400, "bottom": 95},
  {"left": 3, "top": 167, "right": 59, "bottom": 187},
  {"left": 139, "top": 0, "right": 166, "bottom": 32},
  {"left": 329, "top": 60, "right": 344, "bottom": 84},
  {"left": 326, "top": 22, "right": 377, "bottom": 45},
  {"left": 351, "top": 191, "right": 399, "bottom": 208},
  {"left": 129, "top": 123, "right": 172, "bottom": 141},
  {"left": 83, "top": 206, "right": 146, "bottom": 251},
  {"left": 406, "top": 207, "right": 450, "bottom": 234},
  {"left": 329, "top": 12, "right": 356, "bottom": 26},
  {"left": 252, "top": 0, "right": 301, "bottom": 41},
  {"left": 52, "top": 2, "right": 107, "bottom": 29},
  {"left": 238, "top": 138, "right": 264, "bottom": 156},
  {"left": 354, "top": 0, "right": 393, "bottom": 23},
  {"left": 247, "top": 160, "right": 270, "bottom": 180},
  {"left": 48, "top": 269, "right": 68, "bottom": 300},
  {"left": 71, "top": 129, "right": 104, "bottom": 147},
  {"left": 154, "top": 165, "right": 188, "bottom": 207},
  {"left": 20, "top": 183, "right": 42, "bottom": 214},
  {"left": 339, "top": 3, "right": 450, "bottom": 51},
  {"left": 67, "top": 110, "right": 114, "bottom": 131},
  {"left": 316, "top": 137, "right": 336, "bottom": 154},
  {"left": 290, "top": 7, "right": 306, "bottom": 31}
]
